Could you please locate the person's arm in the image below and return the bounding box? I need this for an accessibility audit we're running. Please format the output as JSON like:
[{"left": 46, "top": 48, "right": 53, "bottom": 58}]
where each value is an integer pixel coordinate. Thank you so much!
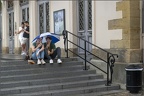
[
  {"left": 32, "top": 43, "right": 42, "bottom": 52},
  {"left": 49, "top": 44, "right": 56, "bottom": 55},
  {"left": 36, "top": 44, "right": 44, "bottom": 56},
  {"left": 50, "top": 49, "right": 54, "bottom": 55},
  {"left": 38, "top": 44, "right": 44, "bottom": 53},
  {"left": 24, "top": 27, "right": 30, "bottom": 34},
  {"left": 15, "top": 27, "right": 23, "bottom": 34},
  {"left": 24, "top": 30, "right": 29, "bottom": 34},
  {"left": 32, "top": 45, "right": 36, "bottom": 52}
]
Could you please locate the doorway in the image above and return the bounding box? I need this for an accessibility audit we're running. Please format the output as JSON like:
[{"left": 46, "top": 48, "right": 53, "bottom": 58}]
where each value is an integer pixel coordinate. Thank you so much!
[
  {"left": 8, "top": 11, "right": 14, "bottom": 54},
  {"left": 38, "top": 1, "right": 50, "bottom": 34},
  {"left": 77, "top": 0, "right": 92, "bottom": 59},
  {"left": 21, "top": 6, "right": 29, "bottom": 22},
  {"left": 0, "top": 13, "right": 2, "bottom": 53}
]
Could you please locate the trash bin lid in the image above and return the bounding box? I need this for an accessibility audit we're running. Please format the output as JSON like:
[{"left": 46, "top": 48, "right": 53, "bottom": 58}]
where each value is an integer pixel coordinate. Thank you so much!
[{"left": 125, "top": 64, "right": 143, "bottom": 71}]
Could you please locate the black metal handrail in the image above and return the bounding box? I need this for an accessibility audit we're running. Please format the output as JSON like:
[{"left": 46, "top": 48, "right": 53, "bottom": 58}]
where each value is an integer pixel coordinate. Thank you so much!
[{"left": 62, "top": 30, "right": 118, "bottom": 86}]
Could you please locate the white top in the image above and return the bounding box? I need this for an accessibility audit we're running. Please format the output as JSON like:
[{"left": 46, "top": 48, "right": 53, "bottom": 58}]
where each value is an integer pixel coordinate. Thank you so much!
[{"left": 18, "top": 27, "right": 24, "bottom": 39}]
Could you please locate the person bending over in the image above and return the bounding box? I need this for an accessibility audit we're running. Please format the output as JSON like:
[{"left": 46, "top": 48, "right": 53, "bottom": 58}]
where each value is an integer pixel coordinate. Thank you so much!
[
  {"left": 45, "top": 36, "right": 62, "bottom": 64},
  {"left": 31, "top": 38, "right": 46, "bottom": 65}
]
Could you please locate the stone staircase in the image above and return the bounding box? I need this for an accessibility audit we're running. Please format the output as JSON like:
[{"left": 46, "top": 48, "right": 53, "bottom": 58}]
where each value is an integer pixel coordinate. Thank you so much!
[{"left": 0, "top": 57, "right": 123, "bottom": 96}]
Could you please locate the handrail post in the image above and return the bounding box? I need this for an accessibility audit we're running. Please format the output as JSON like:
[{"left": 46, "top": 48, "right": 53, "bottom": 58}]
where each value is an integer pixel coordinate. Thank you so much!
[
  {"left": 84, "top": 41, "right": 87, "bottom": 70},
  {"left": 106, "top": 53, "right": 110, "bottom": 86},
  {"left": 66, "top": 31, "right": 68, "bottom": 58}
]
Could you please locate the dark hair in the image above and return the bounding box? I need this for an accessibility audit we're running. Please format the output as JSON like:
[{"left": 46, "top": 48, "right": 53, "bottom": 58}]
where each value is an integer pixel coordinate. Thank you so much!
[
  {"left": 21, "top": 22, "right": 24, "bottom": 25},
  {"left": 46, "top": 36, "right": 51, "bottom": 40},
  {"left": 25, "top": 21, "right": 29, "bottom": 24}
]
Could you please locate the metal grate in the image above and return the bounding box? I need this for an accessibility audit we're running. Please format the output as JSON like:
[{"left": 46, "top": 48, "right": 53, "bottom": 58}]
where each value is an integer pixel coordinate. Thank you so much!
[
  {"left": 20, "top": 0, "right": 28, "bottom": 6},
  {"left": 78, "top": 0, "right": 84, "bottom": 31},
  {"left": 88, "top": 0, "right": 92, "bottom": 30},
  {"left": 7, "top": 1, "right": 13, "bottom": 9},
  {"left": 9, "top": 13, "right": 14, "bottom": 36},
  {"left": 39, "top": 4, "right": 44, "bottom": 34},
  {"left": 46, "top": 2, "right": 50, "bottom": 32},
  {"left": 22, "top": 9, "right": 26, "bottom": 22},
  {"left": 9, "top": 13, "right": 12, "bottom": 36},
  {"left": 27, "top": 8, "right": 29, "bottom": 21}
]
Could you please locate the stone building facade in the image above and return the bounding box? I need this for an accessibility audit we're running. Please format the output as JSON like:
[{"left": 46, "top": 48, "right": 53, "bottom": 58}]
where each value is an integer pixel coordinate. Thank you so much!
[{"left": 1, "top": 0, "right": 143, "bottom": 88}]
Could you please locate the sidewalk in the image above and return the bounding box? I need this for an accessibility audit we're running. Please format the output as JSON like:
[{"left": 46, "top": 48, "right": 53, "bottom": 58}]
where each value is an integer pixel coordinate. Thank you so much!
[{"left": 0, "top": 54, "right": 24, "bottom": 60}]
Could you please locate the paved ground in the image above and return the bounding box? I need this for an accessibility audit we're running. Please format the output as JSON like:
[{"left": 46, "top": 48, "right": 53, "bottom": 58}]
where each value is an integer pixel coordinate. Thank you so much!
[{"left": 0, "top": 54, "right": 24, "bottom": 60}]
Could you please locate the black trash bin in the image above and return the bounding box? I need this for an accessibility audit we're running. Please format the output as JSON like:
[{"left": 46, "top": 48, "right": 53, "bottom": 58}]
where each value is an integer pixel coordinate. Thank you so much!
[{"left": 125, "top": 64, "right": 143, "bottom": 93}]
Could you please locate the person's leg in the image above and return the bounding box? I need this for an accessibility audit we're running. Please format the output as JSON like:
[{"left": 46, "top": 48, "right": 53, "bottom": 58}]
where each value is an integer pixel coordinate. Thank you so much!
[
  {"left": 44, "top": 49, "right": 53, "bottom": 64},
  {"left": 44, "top": 49, "right": 52, "bottom": 60},
  {"left": 40, "top": 50, "right": 46, "bottom": 64},
  {"left": 26, "top": 38, "right": 29, "bottom": 55},
  {"left": 19, "top": 39, "right": 24, "bottom": 52},
  {"left": 22, "top": 38, "right": 28, "bottom": 55},
  {"left": 35, "top": 49, "right": 42, "bottom": 65},
  {"left": 36, "top": 49, "right": 41, "bottom": 59},
  {"left": 31, "top": 52, "right": 37, "bottom": 60},
  {"left": 51, "top": 47, "right": 61, "bottom": 59},
  {"left": 51, "top": 47, "right": 62, "bottom": 64},
  {"left": 19, "top": 38, "right": 25, "bottom": 55}
]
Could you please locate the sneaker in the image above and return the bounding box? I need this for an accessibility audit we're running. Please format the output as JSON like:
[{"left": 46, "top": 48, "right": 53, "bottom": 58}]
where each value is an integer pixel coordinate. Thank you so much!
[
  {"left": 37, "top": 59, "right": 41, "bottom": 65},
  {"left": 21, "top": 51, "right": 24, "bottom": 55},
  {"left": 57, "top": 59, "right": 62, "bottom": 64},
  {"left": 49, "top": 59, "right": 53, "bottom": 64},
  {"left": 41, "top": 59, "right": 46, "bottom": 65},
  {"left": 21, "top": 51, "right": 26, "bottom": 56}
]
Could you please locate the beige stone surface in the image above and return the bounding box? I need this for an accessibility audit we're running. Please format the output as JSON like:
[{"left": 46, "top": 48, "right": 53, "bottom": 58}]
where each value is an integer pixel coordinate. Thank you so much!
[
  {"left": 108, "top": 19, "right": 123, "bottom": 30},
  {"left": 130, "top": 40, "right": 140, "bottom": 49},
  {"left": 2, "top": 47, "right": 9, "bottom": 54},
  {"left": 14, "top": 47, "right": 21, "bottom": 54},
  {"left": 129, "top": 29, "right": 140, "bottom": 40},
  {"left": 92, "top": 48, "right": 142, "bottom": 63},
  {"left": 110, "top": 40, "right": 130, "bottom": 49},
  {"left": 109, "top": 0, "right": 140, "bottom": 63}
]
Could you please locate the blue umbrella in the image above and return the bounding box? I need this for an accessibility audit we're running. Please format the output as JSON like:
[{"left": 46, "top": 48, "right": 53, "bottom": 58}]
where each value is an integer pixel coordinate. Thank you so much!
[{"left": 32, "top": 32, "right": 60, "bottom": 43}]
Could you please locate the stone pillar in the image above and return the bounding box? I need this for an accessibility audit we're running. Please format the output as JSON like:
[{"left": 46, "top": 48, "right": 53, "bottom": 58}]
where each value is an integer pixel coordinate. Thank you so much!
[
  {"left": 14, "top": 0, "right": 21, "bottom": 54},
  {"left": 2, "top": 1, "right": 9, "bottom": 54},
  {"left": 108, "top": 0, "right": 141, "bottom": 63},
  {"left": 29, "top": 1, "right": 38, "bottom": 54}
]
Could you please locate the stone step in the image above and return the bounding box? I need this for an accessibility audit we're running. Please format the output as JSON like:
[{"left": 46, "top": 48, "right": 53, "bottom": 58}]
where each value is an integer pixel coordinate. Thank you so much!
[
  {"left": 69, "top": 90, "right": 128, "bottom": 96},
  {"left": 0, "top": 79, "right": 107, "bottom": 95},
  {"left": 1, "top": 74, "right": 103, "bottom": 89},
  {"left": 0, "top": 57, "right": 78, "bottom": 64},
  {"left": 0, "top": 70, "right": 96, "bottom": 82},
  {"left": 5, "top": 84, "right": 120, "bottom": 96},
  {"left": 0, "top": 56, "right": 121, "bottom": 96},
  {"left": 1, "top": 65, "right": 90, "bottom": 76},
  {"left": 0, "top": 61, "right": 83, "bottom": 71}
]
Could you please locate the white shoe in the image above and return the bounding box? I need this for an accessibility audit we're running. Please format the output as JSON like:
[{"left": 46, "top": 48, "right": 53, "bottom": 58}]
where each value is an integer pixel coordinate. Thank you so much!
[
  {"left": 49, "top": 59, "right": 53, "bottom": 64},
  {"left": 57, "top": 59, "right": 62, "bottom": 64},
  {"left": 21, "top": 51, "right": 26, "bottom": 56},
  {"left": 41, "top": 59, "right": 46, "bottom": 64},
  {"left": 37, "top": 59, "right": 41, "bottom": 65},
  {"left": 21, "top": 52, "right": 23, "bottom": 55}
]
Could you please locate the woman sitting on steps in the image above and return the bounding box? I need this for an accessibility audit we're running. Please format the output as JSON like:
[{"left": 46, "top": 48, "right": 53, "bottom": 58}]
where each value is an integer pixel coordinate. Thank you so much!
[{"left": 29, "top": 38, "right": 46, "bottom": 65}]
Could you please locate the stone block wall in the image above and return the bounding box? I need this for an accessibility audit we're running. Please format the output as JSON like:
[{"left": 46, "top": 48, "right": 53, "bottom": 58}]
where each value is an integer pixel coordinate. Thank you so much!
[{"left": 108, "top": 0, "right": 141, "bottom": 63}]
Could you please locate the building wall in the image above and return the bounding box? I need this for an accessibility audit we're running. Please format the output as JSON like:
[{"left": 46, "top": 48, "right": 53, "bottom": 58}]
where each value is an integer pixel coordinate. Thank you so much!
[
  {"left": 50, "top": 1, "right": 77, "bottom": 49},
  {"left": 1, "top": 0, "right": 142, "bottom": 63},
  {"left": 93, "top": 1, "right": 122, "bottom": 48},
  {"left": 2, "top": 1, "right": 9, "bottom": 53},
  {"left": 92, "top": 0, "right": 142, "bottom": 63}
]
